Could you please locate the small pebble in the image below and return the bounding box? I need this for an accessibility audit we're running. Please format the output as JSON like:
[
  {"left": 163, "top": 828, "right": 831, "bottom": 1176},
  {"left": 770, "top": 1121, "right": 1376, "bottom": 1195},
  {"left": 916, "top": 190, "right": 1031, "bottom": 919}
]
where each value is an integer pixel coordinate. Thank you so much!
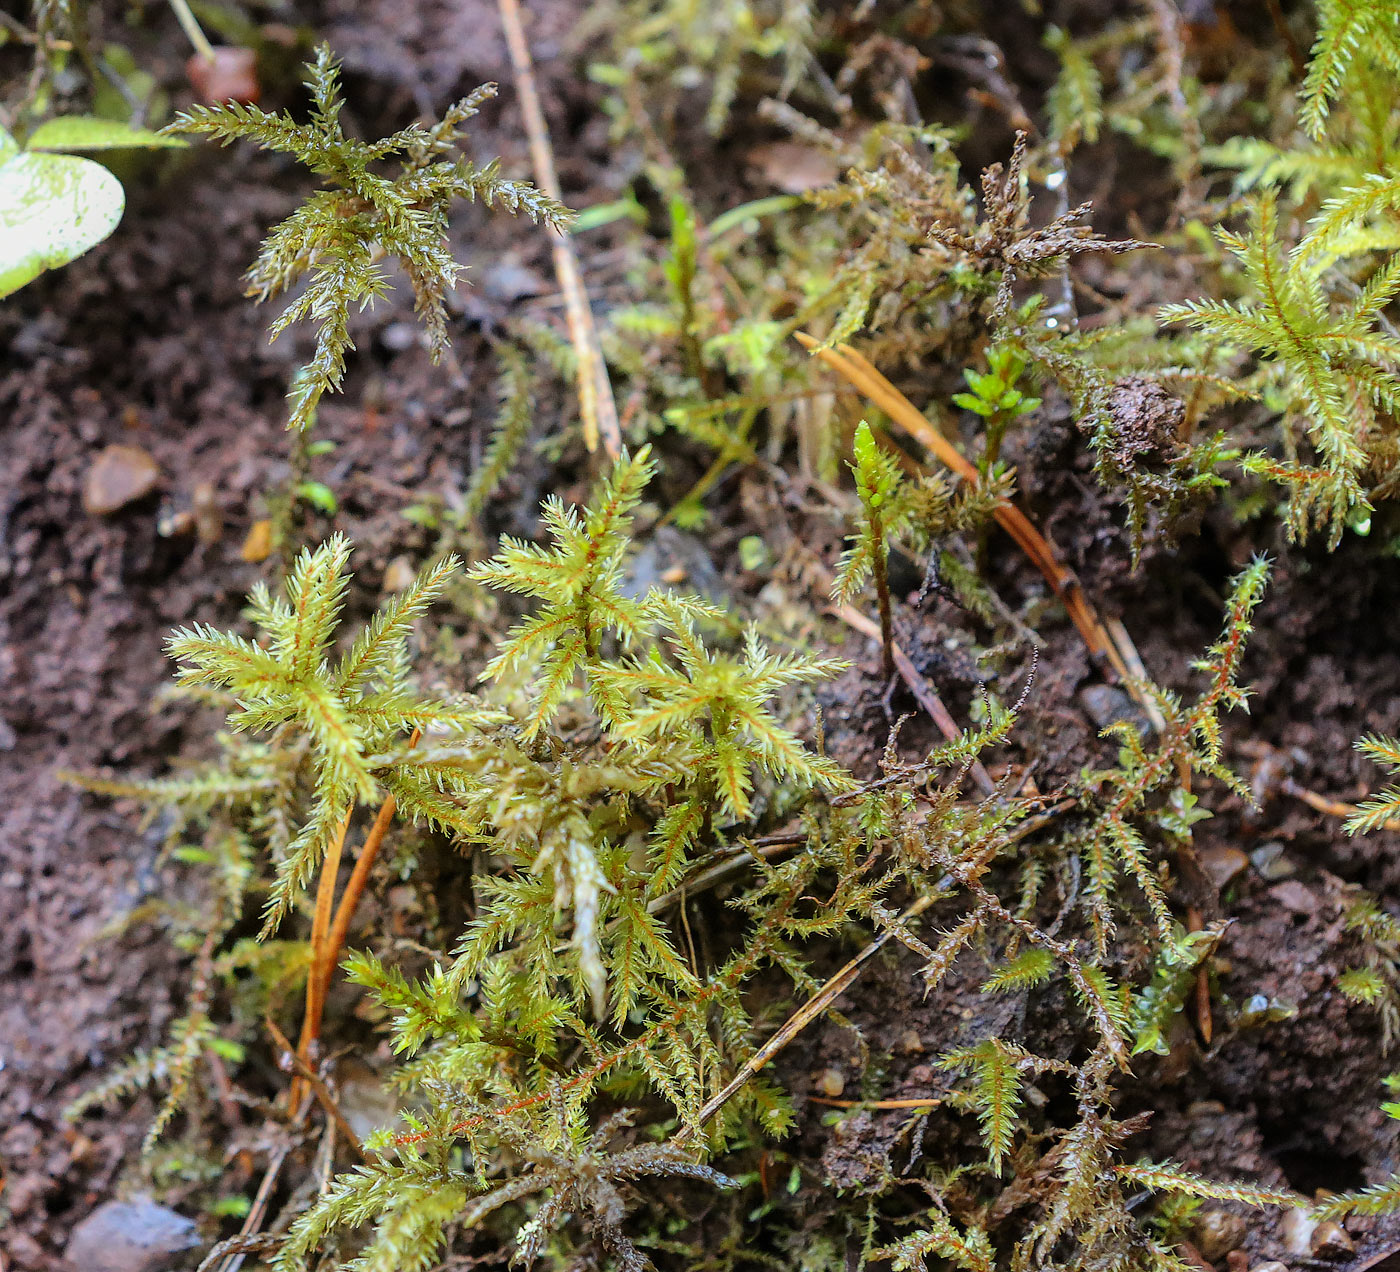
[
  {"left": 83, "top": 445, "right": 159, "bottom": 516},
  {"left": 1281, "top": 1206, "right": 1317, "bottom": 1255},
  {"left": 382, "top": 555, "right": 416, "bottom": 593},
  {"left": 9, "top": 1231, "right": 45, "bottom": 1268},
  {"left": 623, "top": 527, "right": 726, "bottom": 604},
  {"left": 1310, "top": 1220, "right": 1355, "bottom": 1260},
  {"left": 1079, "top": 685, "right": 1151, "bottom": 737},
  {"left": 156, "top": 505, "right": 195, "bottom": 538},
  {"left": 193, "top": 482, "right": 223, "bottom": 544},
  {"left": 814, "top": 1068, "right": 845, "bottom": 1098},
  {"left": 482, "top": 259, "right": 547, "bottom": 302},
  {"left": 380, "top": 322, "right": 419, "bottom": 353},
  {"left": 898, "top": 1029, "right": 923, "bottom": 1055},
  {"left": 746, "top": 140, "right": 841, "bottom": 194},
  {"left": 1190, "top": 1206, "right": 1247, "bottom": 1261},
  {"left": 1200, "top": 845, "right": 1249, "bottom": 890},
  {"left": 65, "top": 1198, "right": 199, "bottom": 1272},
  {"left": 1270, "top": 880, "right": 1316, "bottom": 916},
  {"left": 1250, "top": 841, "right": 1295, "bottom": 881},
  {"left": 336, "top": 1059, "right": 403, "bottom": 1141}
]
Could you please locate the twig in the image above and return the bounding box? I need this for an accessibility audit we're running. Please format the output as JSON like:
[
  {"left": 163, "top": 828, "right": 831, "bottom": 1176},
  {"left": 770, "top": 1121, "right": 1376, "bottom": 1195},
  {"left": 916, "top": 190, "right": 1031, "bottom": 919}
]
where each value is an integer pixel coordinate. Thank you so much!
[
  {"left": 266, "top": 1016, "right": 366, "bottom": 1162},
  {"left": 213, "top": 1139, "right": 294, "bottom": 1272},
  {"left": 809, "top": 1095, "right": 944, "bottom": 1110},
  {"left": 497, "top": 0, "right": 621, "bottom": 458},
  {"left": 646, "top": 836, "right": 801, "bottom": 916},
  {"left": 288, "top": 809, "right": 351, "bottom": 1112},
  {"left": 654, "top": 799, "right": 1071, "bottom": 922},
  {"left": 1104, "top": 617, "right": 1167, "bottom": 733},
  {"left": 1185, "top": 905, "right": 1212, "bottom": 1046},
  {"left": 0, "top": 12, "right": 38, "bottom": 42},
  {"left": 1264, "top": 0, "right": 1306, "bottom": 78},
  {"left": 674, "top": 894, "right": 934, "bottom": 1145},
  {"left": 205, "top": 1048, "right": 244, "bottom": 1133},
  {"left": 213, "top": 988, "right": 325, "bottom": 1272},
  {"left": 197, "top": 1233, "right": 282, "bottom": 1272}
]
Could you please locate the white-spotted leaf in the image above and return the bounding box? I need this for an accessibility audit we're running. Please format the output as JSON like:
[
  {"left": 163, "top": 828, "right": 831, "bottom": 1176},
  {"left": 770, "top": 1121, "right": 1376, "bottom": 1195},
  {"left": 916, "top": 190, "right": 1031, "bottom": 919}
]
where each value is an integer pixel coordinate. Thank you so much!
[{"left": 0, "top": 151, "right": 124, "bottom": 298}]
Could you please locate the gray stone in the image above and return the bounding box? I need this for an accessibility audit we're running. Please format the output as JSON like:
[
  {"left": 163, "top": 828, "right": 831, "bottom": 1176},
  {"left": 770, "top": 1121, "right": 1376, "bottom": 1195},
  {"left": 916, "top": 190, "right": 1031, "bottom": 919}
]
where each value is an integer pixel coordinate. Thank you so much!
[
  {"left": 622, "top": 527, "right": 727, "bottom": 605},
  {"left": 1078, "top": 684, "right": 1152, "bottom": 737},
  {"left": 65, "top": 1198, "right": 199, "bottom": 1272},
  {"left": 1250, "top": 840, "right": 1295, "bottom": 880}
]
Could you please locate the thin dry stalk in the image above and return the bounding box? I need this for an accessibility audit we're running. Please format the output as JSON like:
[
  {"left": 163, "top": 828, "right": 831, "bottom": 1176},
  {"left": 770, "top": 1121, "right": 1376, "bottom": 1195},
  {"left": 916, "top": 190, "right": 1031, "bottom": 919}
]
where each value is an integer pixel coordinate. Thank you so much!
[
  {"left": 809, "top": 1095, "right": 945, "bottom": 1109},
  {"left": 1185, "top": 905, "right": 1213, "bottom": 1046},
  {"left": 212, "top": 1128, "right": 300, "bottom": 1272},
  {"left": 498, "top": 0, "right": 621, "bottom": 458},
  {"left": 266, "top": 1015, "right": 365, "bottom": 1161},
  {"left": 168, "top": 0, "right": 214, "bottom": 62},
  {"left": 674, "top": 894, "right": 934, "bottom": 1144},
  {"left": 1282, "top": 777, "right": 1400, "bottom": 832},
  {"left": 1104, "top": 617, "right": 1167, "bottom": 733}
]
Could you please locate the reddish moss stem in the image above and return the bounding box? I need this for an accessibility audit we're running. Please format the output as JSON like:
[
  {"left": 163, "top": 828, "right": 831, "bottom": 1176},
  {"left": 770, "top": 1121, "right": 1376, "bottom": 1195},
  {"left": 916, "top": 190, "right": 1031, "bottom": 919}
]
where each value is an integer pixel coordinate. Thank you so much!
[{"left": 288, "top": 807, "right": 352, "bottom": 1112}]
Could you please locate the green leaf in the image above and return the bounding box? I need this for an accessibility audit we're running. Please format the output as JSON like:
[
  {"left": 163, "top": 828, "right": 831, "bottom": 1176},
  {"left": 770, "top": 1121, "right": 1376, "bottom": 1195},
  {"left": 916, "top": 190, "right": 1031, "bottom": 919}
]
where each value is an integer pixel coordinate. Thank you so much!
[
  {"left": 571, "top": 194, "right": 647, "bottom": 232},
  {"left": 706, "top": 194, "right": 801, "bottom": 238},
  {"left": 297, "top": 480, "right": 339, "bottom": 515},
  {"left": 27, "top": 115, "right": 188, "bottom": 152},
  {"left": 952, "top": 392, "right": 996, "bottom": 417},
  {"left": 0, "top": 152, "right": 125, "bottom": 298}
]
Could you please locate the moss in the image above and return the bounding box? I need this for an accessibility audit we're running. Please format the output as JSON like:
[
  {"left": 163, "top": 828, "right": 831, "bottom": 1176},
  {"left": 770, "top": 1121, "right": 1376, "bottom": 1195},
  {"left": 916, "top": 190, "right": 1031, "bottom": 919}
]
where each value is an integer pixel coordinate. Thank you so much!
[{"left": 47, "top": 2, "right": 1400, "bottom": 1266}]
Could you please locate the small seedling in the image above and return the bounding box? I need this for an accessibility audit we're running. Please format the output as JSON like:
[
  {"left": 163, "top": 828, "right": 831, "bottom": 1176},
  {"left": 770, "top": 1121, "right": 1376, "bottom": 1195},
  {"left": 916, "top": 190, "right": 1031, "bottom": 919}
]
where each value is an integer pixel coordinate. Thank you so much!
[
  {"left": 832, "top": 421, "right": 911, "bottom": 678},
  {"left": 952, "top": 344, "right": 1042, "bottom": 478}
]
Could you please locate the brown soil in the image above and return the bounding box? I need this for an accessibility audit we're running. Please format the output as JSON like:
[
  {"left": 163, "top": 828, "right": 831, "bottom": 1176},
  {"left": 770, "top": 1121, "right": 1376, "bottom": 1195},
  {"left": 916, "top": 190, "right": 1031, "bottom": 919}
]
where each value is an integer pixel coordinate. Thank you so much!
[
  {"left": 4, "top": 2, "right": 1400, "bottom": 1270},
  {"left": 0, "top": 3, "right": 597, "bottom": 1263}
]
